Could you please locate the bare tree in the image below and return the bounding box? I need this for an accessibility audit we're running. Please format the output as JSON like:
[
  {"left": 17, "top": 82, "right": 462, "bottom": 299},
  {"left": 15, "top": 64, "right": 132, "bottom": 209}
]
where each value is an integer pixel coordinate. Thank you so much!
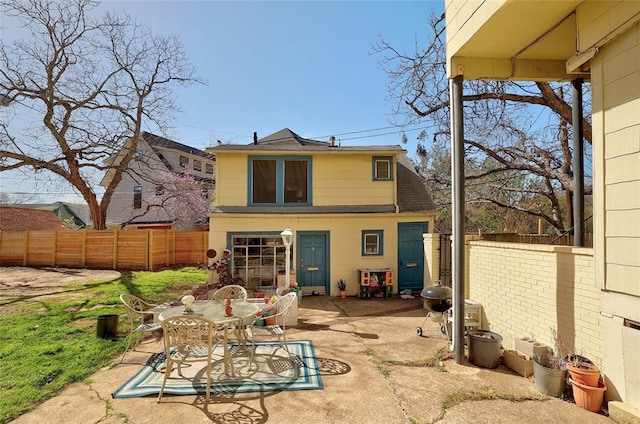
[
  {"left": 374, "top": 12, "right": 592, "bottom": 234},
  {"left": 0, "top": 0, "right": 203, "bottom": 229}
]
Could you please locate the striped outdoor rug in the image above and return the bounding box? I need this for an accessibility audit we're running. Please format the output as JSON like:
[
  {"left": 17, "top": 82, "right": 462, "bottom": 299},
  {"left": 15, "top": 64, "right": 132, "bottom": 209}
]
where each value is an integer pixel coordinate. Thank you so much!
[{"left": 112, "top": 340, "right": 323, "bottom": 398}]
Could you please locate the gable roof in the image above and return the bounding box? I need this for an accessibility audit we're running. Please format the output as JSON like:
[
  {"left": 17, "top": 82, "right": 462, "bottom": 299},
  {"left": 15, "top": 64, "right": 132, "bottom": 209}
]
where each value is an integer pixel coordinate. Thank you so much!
[
  {"left": 0, "top": 206, "right": 67, "bottom": 231},
  {"left": 142, "top": 132, "right": 215, "bottom": 163},
  {"left": 16, "top": 202, "right": 90, "bottom": 228},
  {"left": 209, "top": 128, "right": 405, "bottom": 153},
  {"left": 257, "top": 128, "right": 329, "bottom": 147},
  {"left": 141, "top": 132, "right": 216, "bottom": 184},
  {"left": 101, "top": 132, "right": 215, "bottom": 187}
]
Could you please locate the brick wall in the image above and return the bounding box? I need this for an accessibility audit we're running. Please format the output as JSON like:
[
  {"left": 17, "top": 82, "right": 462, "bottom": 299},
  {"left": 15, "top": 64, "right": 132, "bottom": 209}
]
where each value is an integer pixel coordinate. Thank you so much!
[
  {"left": 466, "top": 240, "right": 601, "bottom": 365},
  {"left": 422, "top": 233, "right": 440, "bottom": 284}
]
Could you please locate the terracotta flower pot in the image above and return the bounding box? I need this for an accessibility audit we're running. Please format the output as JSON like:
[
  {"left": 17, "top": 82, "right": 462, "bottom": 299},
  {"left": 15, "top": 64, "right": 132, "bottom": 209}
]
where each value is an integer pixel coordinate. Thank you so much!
[
  {"left": 340, "top": 290, "right": 347, "bottom": 299},
  {"left": 567, "top": 361, "right": 600, "bottom": 387},
  {"left": 570, "top": 378, "right": 606, "bottom": 412}
]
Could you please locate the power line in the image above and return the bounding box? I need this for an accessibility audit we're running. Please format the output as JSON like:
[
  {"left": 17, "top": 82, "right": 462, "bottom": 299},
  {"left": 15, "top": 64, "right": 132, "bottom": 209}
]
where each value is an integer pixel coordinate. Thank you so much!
[{"left": 175, "top": 121, "right": 437, "bottom": 145}]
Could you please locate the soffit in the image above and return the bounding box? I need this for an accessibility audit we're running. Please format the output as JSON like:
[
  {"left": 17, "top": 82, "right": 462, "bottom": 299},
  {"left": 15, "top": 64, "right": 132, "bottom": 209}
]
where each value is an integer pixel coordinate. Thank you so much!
[{"left": 449, "top": 0, "right": 581, "bottom": 61}]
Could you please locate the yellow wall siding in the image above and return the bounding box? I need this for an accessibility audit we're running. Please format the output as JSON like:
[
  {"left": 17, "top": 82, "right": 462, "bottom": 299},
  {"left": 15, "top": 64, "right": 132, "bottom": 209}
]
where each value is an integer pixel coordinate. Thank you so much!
[
  {"left": 466, "top": 241, "right": 602, "bottom": 365},
  {"left": 604, "top": 126, "right": 640, "bottom": 159},
  {"left": 312, "top": 155, "right": 394, "bottom": 205},
  {"left": 598, "top": 23, "right": 640, "bottom": 296},
  {"left": 215, "top": 152, "right": 396, "bottom": 207},
  {"left": 208, "top": 214, "right": 433, "bottom": 296},
  {"left": 576, "top": 1, "right": 640, "bottom": 52},
  {"left": 215, "top": 153, "right": 248, "bottom": 206}
]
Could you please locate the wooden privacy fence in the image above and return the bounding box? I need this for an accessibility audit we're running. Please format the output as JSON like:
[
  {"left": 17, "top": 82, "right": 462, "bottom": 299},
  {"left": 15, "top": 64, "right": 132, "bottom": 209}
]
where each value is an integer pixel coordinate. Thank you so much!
[{"left": 0, "top": 230, "right": 209, "bottom": 271}]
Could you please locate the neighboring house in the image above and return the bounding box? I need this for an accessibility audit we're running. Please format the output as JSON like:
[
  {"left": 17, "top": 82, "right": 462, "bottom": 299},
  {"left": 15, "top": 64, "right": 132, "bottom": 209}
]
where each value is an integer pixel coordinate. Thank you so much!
[
  {"left": 445, "top": 0, "right": 640, "bottom": 414},
  {"left": 17, "top": 202, "right": 90, "bottom": 229},
  {"left": 206, "top": 128, "right": 438, "bottom": 297},
  {"left": 100, "top": 132, "right": 215, "bottom": 230},
  {"left": 0, "top": 206, "right": 66, "bottom": 231}
]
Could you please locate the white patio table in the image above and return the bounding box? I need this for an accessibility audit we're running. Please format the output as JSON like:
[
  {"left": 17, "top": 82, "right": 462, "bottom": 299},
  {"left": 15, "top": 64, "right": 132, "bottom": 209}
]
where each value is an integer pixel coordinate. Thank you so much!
[{"left": 158, "top": 300, "right": 259, "bottom": 377}]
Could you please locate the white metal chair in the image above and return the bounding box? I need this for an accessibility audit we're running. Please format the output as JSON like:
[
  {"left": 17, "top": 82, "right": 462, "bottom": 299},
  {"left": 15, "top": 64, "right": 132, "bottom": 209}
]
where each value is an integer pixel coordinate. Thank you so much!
[
  {"left": 209, "top": 284, "right": 248, "bottom": 302},
  {"left": 119, "top": 294, "right": 165, "bottom": 363},
  {"left": 157, "top": 316, "right": 222, "bottom": 403},
  {"left": 247, "top": 292, "right": 298, "bottom": 368},
  {"left": 210, "top": 285, "right": 249, "bottom": 345}
]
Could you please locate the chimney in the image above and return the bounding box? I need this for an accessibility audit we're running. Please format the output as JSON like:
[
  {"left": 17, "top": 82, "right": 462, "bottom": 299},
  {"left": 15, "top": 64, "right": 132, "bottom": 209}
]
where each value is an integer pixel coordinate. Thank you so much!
[
  {"left": 253, "top": 132, "right": 258, "bottom": 145},
  {"left": 329, "top": 136, "right": 335, "bottom": 147}
]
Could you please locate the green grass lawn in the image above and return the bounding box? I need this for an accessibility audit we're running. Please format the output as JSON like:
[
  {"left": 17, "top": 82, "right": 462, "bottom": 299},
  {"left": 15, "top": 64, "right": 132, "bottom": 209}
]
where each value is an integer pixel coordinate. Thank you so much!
[{"left": 0, "top": 267, "right": 208, "bottom": 424}]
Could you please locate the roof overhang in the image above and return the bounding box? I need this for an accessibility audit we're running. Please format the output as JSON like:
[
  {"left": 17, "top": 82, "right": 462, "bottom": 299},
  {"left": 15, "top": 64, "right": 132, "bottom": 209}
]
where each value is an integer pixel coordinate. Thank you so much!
[
  {"left": 446, "top": 0, "right": 587, "bottom": 81},
  {"left": 207, "top": 145, "right": 406, "bottom": 155}
]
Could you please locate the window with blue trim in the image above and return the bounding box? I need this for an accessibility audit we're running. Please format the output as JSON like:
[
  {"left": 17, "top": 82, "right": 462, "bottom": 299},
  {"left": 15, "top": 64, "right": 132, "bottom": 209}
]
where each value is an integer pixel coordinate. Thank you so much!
[
  {"left": 372, "top": 156, "right": 393, "bottom": 181},
  {"left": 362, "top": 230, "right": 383, "bottom": 256},
  {"left": 249, "top": 156, "right": 311, "bottom": 205}
]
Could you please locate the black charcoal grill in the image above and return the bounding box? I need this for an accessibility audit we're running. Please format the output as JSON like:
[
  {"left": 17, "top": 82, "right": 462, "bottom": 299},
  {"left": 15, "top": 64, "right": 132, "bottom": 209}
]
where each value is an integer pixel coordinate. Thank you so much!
[{"left": 416, "top": 281, "right": 452, "bottom": 337}]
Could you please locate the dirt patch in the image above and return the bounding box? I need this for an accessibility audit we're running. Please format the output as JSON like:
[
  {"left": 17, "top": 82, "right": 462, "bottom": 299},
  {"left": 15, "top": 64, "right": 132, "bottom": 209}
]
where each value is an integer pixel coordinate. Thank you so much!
[{"left": 0, "top": 267, "right": 121, "bottom": 315}]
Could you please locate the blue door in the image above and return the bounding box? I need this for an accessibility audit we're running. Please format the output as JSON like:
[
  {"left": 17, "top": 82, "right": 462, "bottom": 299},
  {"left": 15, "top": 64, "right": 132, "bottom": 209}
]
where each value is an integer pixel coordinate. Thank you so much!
[
  {"left": 297, "top": 232, "right": 329, "bottom": 294},
  {"left": 398, "top": 222, "right": 427, "bottom": 292}
]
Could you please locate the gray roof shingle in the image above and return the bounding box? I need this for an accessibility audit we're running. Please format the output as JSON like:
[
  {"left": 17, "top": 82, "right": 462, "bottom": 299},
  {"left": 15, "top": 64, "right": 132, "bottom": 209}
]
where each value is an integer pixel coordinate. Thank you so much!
[
  {"left": 208, "top": 128, "right": 405, "bottom": 153},
  {"left": 0, "top": 206, "right": 67, "bottom": 231},
  {"left": 396, "top": 155, "right": 436, "bottom": 212}
]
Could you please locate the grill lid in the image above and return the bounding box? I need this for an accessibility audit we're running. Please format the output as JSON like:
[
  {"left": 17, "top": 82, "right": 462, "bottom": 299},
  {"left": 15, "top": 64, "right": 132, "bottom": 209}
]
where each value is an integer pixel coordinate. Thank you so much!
[{"left": 420, "top": 280, "right": 452, "bottom": 300}]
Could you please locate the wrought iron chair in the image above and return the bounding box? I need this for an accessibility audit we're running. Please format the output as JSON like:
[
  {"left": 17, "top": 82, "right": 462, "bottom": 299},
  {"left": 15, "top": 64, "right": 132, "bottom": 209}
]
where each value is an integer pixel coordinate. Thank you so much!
[
  {"left": 119, "top": 294, "right": 165, "bottom": 363},
  {"left": 247, "top": 292, "right": 298, "bottom": 368},
  {"left": 209, "top": 284, "right": 248, "bottom": 302},
  {"left": 209, "top": 285, "right": 249, "bottom": 348},
  {"left": 157, "top": 316, "right": 223, "bottom": 403}
]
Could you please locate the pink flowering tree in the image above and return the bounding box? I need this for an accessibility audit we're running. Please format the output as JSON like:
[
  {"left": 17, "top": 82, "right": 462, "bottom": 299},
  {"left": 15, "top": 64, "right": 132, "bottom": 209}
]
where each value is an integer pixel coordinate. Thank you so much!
[{"left": 149, "top": 171, "right": 210, "bottom": 230}]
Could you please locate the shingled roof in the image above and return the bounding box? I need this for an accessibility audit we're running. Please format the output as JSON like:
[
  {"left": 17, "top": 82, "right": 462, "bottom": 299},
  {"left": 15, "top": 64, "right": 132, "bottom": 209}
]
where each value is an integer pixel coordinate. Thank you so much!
[
  {"left": 396, "top": 155, "right": 436, "bottom": 212},
  {"left": 142, "top": 132, "right": 215, "bottom": 160},
  {"left": 0, "top": 206, "right": 67, "bottom": 231},
  {"left": 257, "top": 128, "right": 328, "bottom": 147},
  {"left": 210, "top": 128, "right": 404, "bottom": 153}
]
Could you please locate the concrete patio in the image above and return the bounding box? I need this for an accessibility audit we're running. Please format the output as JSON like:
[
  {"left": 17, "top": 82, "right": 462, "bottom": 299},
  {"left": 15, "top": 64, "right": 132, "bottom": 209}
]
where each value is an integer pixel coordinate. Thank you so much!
[{"left": 11, "top": 295, "right": 614, "bottom": 424}]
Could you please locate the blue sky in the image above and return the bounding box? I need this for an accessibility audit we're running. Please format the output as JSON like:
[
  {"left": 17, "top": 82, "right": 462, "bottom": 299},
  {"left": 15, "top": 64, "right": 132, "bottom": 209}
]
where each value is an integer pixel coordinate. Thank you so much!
[{"left": 1, "top": 0, "right": 442, "bottom": 202}]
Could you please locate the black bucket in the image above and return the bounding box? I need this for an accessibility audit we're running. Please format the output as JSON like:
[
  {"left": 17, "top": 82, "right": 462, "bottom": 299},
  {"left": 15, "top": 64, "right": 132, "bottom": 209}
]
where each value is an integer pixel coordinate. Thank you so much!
[{"left": 96, "top": 314, "right": 119, "bottom": 339}]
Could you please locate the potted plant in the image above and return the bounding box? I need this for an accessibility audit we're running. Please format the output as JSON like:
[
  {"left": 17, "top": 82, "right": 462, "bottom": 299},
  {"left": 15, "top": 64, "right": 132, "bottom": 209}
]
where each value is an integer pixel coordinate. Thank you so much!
[
  {"left": 566, "top": 353, "right": 600, "bottom": 387},
  {"left": 532, "top": 351, "right": 567, "bottom": 397},
  {"left": 532, "top": 330, "right": 567, "bottom": 397},
  {"left": 337, "top": 279, "right": 347, "bottom": 298}
]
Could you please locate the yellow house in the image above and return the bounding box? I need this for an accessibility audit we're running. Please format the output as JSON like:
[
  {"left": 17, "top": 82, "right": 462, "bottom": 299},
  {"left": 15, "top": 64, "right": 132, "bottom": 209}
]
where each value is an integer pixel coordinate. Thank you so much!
[
  {"left": 446, "top": 0, "right": 640, "bottom": 415},
  {"left": 206, "top": 128, "right": 437, "bottom": 297}
]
